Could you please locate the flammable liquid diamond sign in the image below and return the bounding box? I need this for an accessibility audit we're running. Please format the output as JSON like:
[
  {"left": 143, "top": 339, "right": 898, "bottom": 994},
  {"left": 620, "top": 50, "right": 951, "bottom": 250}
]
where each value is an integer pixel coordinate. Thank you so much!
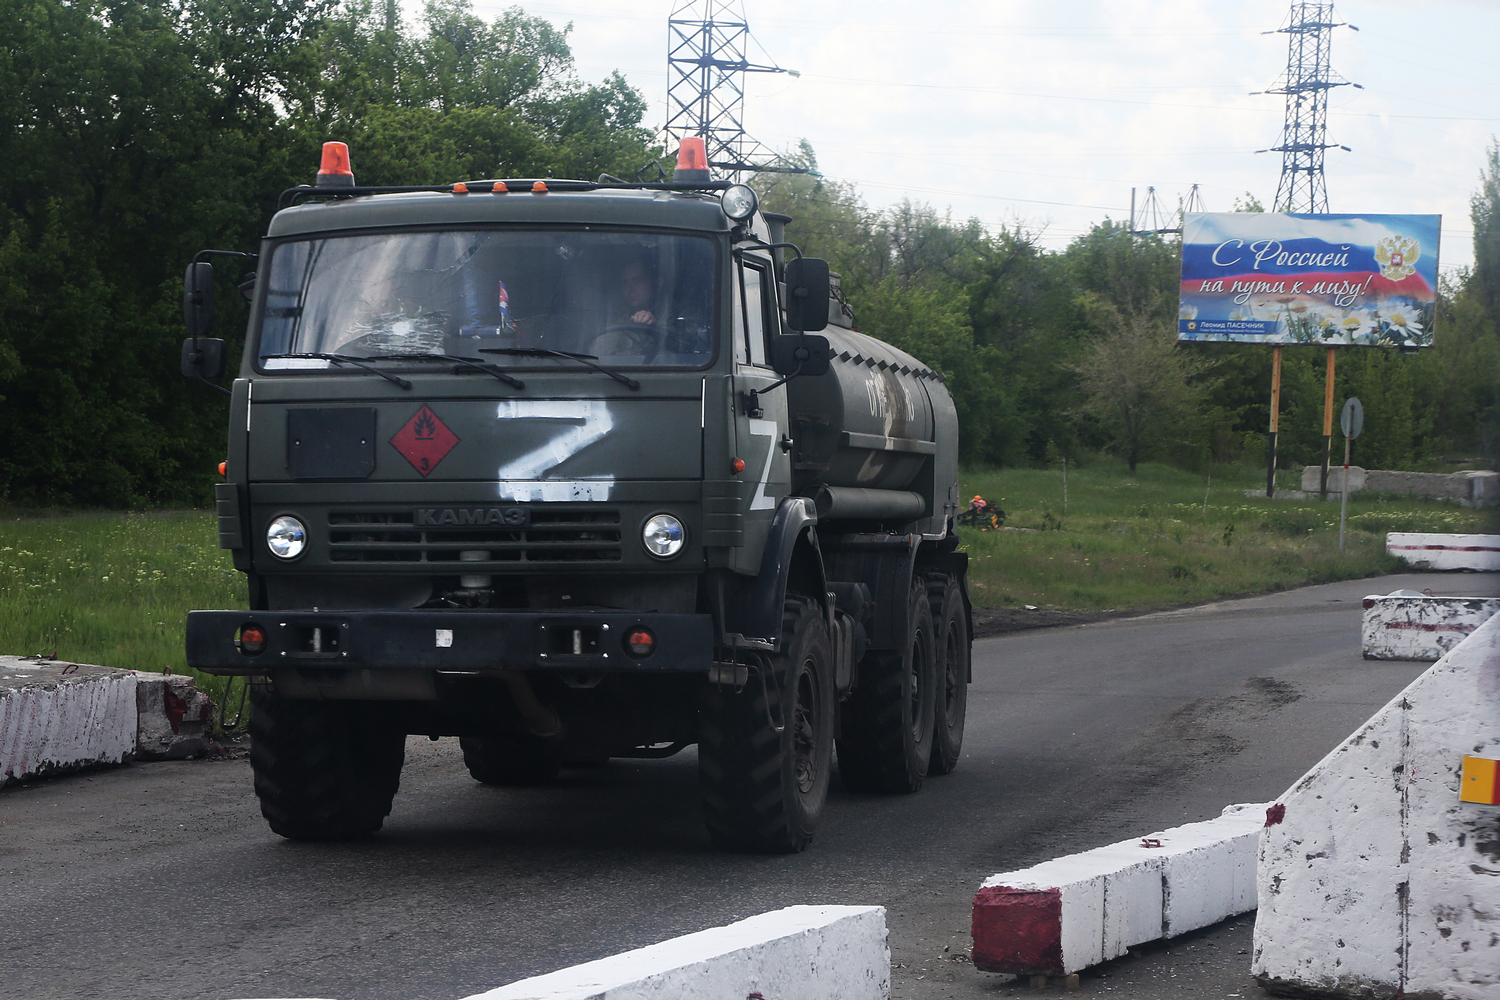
[
  {"left": 1178, "top": 213, "right": 1441, "bottom": 347},
  {"left": 391, "top": 405, "right": 459, "bottom": 477}
]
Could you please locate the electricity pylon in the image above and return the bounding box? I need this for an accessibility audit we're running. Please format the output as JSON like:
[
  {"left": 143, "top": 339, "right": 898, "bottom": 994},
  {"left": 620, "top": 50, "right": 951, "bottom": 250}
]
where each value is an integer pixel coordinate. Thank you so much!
[
  {"left": 1258, "top": 2, "right": 1360, "bottom": 213},
  {"left": 664, "top": 1, "right": 801, "bottom": 178}
]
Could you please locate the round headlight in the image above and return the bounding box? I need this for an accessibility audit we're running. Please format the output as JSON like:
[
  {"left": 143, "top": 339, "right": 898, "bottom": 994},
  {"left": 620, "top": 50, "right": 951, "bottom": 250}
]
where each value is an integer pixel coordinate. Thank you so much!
[
  {"left": 266, "top": 515, "right": 307, "bottom": 559},
  {"left": 721, "top": 184, "right": 759, "bottom": 221},
  {"left": 642, "top": 514, "right": 685, "bottom": 558}
]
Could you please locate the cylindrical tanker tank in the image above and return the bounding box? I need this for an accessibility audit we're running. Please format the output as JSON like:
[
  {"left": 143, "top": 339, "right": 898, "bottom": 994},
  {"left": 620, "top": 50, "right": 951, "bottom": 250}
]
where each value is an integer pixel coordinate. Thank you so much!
[{"left": 786, "top": 325, "right": 959, "bottom": 530}]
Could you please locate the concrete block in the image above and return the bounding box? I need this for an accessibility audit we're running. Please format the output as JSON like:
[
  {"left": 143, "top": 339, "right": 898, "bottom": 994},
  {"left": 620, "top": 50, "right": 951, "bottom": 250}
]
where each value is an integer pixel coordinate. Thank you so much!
[
  {"left": 130, "top": 671, "right": 215, "bottom": 760},
  {"left": 1386, "top": 532, "right": 1500, "bottom": 572},
  {"left": 972, "top": 805, "right": 1267, "bottom": 976},
  {"left": 1361, "top": 594, "right": 1500, "bottom": 660},
  {"left": 1462, "top": 469, "right": 1499, "bottom": 507},
  {"left": 1254, "top": 614, "right": 1500, "bottom": 999},
  {"left": 0, "top": 656, "right": 137, "bottom": 785},
  {"left": 466, "top": 905, "right": 889, "bottom": 1000},
  {"left": 1300, "top": 465, "right": 1366, "bottom": 493},
  {"left": 1157, "top": 804, "right": 1265, "bottom": 936},
  {"left": 1299, "top": 468, "right": 1498, "bottom": 506},
  {"left": 1366, "top": 468, "right": 1500, "bottom": 507}
]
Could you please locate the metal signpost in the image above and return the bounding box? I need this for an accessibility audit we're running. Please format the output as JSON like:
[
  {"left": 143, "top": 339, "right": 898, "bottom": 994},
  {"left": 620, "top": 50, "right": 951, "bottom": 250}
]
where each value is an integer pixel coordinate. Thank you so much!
[{"left": 1338, "top": 396, "right": 1363, "bottom": 552}]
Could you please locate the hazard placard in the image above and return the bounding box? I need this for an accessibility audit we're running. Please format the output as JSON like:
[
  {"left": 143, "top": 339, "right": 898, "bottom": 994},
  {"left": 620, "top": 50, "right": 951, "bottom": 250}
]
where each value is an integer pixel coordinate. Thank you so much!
[{"left": 1459, "top": 755, "right": 1499, "bottom": 805}]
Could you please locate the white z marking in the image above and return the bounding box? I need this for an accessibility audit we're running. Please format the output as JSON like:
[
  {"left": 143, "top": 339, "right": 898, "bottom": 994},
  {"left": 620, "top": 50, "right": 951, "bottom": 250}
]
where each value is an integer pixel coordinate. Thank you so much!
[
  {"left": 494, "top": 399, "right": 614, "bottom": 501},
  {"left": 747, "top": 418, "right": 778, "bottom": 510}
]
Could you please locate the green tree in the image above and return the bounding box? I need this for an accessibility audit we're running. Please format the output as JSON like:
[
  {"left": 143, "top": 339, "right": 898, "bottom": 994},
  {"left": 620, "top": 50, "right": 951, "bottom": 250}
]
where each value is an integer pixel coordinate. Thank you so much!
[
  {"left": 1473, "top": 140, "right": 1500, "bottom": 319},
  {"left": 1069, "top": 297, "right": 1220, "bottom": 472}
]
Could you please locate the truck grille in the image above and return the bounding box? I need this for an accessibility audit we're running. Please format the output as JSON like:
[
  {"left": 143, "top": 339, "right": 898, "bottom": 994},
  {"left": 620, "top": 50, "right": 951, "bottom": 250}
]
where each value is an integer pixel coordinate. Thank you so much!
[{"left": 326, "top": 509, "right": 622, "bottom": 564}]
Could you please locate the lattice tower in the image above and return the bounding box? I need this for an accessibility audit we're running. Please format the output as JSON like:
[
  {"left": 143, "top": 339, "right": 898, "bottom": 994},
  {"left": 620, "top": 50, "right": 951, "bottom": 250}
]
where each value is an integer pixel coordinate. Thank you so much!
[
  {"left": 1262, "top": 3, "right": 1359, "bottom": 213},
  {"left": 665, "top": 0, "right": 796, "bottom": 178}
]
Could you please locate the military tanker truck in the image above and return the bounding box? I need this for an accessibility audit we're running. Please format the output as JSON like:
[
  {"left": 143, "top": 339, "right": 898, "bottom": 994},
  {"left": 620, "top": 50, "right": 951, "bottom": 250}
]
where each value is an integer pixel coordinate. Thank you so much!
[{"left": 182, "top": 139, "right": 970, "bottom": 853}]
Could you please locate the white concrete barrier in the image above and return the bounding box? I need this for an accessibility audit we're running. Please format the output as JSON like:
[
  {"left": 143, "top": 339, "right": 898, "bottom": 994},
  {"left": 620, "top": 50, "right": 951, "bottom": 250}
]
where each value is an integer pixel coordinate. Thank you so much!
[
  {"left": 131, "top": 671, "right": 216, "bottom": 760},
  {"left": 1254, "top": 614, "right": 1500, "bottom": 999},
  {"left": 464, "top": 905, "right": 889, "bottom": 1000},
  {"left": 1386, "top": 532, "right": 1500, "bottom": 572},
  {"left": 0, "top": 656, "right": 137, "bottom": 785},
  {"left": 1360, "top": 593, "right": 1500, "bottom": 660},
  {"left": 970, "top": 804, "right": 1267, "bottom": 976}
]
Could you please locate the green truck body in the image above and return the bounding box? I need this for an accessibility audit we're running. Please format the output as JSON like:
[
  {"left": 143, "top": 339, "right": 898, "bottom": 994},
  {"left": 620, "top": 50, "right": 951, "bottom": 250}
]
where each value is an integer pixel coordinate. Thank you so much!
[{"left": 184, "top": 156, "right": 971, "bottom": 852}]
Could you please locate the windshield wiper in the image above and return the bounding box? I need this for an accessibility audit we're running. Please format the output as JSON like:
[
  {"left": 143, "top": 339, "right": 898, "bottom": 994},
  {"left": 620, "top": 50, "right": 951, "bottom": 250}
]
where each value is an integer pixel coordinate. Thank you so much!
[
  {"left": 261, "top": 353, "right": 411, "bottom": 389},
  {"left": 361, "top": 353, "right": 525, "bottom": 389},
  {"left": 477, "top": 347, "right": 640, "bottom": 391}
]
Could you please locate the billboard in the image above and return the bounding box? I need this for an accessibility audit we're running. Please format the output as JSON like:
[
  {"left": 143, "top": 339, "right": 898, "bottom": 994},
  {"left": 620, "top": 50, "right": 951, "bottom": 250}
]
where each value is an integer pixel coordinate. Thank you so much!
[{"left": 1178, "top": 213, "right": 1441, "bottom": 347}]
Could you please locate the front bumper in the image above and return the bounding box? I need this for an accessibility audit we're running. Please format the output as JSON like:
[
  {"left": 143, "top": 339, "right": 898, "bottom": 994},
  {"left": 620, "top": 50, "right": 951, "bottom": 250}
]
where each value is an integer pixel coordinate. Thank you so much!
[{"left": 186, "top": 609, "right": 716, "bottom": 676}]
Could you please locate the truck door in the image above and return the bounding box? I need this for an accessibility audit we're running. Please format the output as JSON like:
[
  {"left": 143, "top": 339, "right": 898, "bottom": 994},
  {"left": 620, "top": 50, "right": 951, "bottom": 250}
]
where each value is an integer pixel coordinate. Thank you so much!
[{"left": 730, "top": 253, "right": 790, "bottom": 573}]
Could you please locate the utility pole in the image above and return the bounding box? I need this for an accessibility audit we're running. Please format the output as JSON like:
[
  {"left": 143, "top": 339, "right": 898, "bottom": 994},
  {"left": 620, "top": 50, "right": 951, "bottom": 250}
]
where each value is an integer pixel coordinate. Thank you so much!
[
  {"left": 664, "top": 1, "right": 802, "bottom": 179},
  {"left": 1258, "top": 3, "right": 1360, "bottom": 214},
  {"left": 1252, "top": 2, "right": 1360, "bottom": 496},
  {"left": 1128, "top": 184, "right": 1203, "bottom": 237}
]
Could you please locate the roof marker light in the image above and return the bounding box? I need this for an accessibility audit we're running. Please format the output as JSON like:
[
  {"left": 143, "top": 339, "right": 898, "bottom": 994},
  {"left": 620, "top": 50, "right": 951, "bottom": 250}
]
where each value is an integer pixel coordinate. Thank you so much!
[
  {"left": 452, "top": 182, "right": 469, "bottom": 194},
  {"left": 674, "top": 138, "right": 711, "bottom": 183},
  {"left": 493, "top": 181, "right": 508, "bottom": 194},
  {"left": 532, "top": 180, "right": 548, "bottom": 193},
  {"left": 316, "top": 142, "right": 354, "bottom": 187}
]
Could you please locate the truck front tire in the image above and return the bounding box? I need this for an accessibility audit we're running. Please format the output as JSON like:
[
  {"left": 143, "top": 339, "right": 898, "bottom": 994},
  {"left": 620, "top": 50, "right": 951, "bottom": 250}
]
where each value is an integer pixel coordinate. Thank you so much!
[
  {"left": 248, "top": 691, "right": 405, "bottom": 840},
  {"left": 837, "top": 577, "right": 938, "bottom": 793},
  {"left": 698, "top": 596, "right": 833, "bottom": 853}
]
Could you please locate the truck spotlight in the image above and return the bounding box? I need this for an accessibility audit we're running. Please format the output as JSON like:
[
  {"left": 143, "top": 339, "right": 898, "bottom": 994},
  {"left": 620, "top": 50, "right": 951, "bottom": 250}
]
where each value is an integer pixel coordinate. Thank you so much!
[
  {"left": 237, "top": 623, "right": 267, "bottom": 655},
  {"left": 266, "top": 515, "right": 307, "bottom": 559},
  {"left": 642, "top": 514, "right": 685, "bottom": 558},
  {"left": 624, "top": 627, "right": 656, "bottom": 657},
  {"left": 721, "top": 185, "right": 758, "bottom": 221}
]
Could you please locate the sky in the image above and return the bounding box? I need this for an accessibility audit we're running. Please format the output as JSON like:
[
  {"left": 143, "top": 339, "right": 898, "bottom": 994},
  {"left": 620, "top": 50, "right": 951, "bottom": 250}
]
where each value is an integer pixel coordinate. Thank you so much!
[{"left": 456, "top": 0, "right": 1499, "bottom": 275}]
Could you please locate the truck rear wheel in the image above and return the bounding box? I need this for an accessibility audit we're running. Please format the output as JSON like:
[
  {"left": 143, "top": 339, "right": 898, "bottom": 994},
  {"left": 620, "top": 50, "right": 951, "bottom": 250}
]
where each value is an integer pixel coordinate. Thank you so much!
[
  {"left": 698, "top": 596, "right": 833, "bottom": 853},
  {"left": 927, "top": 573, "right": 970, "bottom": 776},
  {"left": 837, "top": 577, "right": 938, "bottom": 793},
  {"left": 459, "top": 735, "right": 564, "bottom": 785},
  {"left": 248, "top": 691, "right": 405, "bottom": 841}
]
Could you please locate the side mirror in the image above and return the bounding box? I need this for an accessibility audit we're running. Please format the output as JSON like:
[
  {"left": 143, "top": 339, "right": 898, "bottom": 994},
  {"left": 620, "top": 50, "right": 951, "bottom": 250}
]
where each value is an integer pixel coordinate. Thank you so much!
[
  {"left": 181, "top": 337, "right": 227, "bottom": 380},
  {"left": 770, "top": 334, "right": 830, "bottom": 378},
  {"left": 783, "top": 257, "right": 830, "bottom": 332},
  {"left": 183, "top": 261, "right": 216, "bottom": 339}
]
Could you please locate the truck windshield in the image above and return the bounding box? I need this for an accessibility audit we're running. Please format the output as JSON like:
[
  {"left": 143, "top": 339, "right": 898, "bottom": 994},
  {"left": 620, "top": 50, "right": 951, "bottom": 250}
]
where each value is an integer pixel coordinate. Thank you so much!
[{"left": 257, "top": 230, "right": 717, "bottom": 369}]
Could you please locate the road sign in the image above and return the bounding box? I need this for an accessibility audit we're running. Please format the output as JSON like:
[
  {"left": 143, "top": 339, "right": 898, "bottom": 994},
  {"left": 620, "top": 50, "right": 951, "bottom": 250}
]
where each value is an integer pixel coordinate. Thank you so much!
[{"left": 1340, "top": 397, "right": 1364, "bottom": 440}]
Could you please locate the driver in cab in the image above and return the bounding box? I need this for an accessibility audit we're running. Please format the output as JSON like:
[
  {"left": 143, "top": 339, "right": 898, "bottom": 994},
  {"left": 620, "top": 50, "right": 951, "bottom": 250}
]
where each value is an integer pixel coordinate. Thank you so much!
[{"left": 590, "top": 262, "right": 660, "bottom": 357}]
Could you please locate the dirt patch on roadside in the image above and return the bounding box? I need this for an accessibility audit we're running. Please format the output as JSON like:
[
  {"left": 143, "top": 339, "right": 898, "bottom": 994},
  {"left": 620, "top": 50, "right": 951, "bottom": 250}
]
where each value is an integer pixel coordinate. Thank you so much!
[{"left": 970, "top": 605, "right": 1152, "bottom": 637}]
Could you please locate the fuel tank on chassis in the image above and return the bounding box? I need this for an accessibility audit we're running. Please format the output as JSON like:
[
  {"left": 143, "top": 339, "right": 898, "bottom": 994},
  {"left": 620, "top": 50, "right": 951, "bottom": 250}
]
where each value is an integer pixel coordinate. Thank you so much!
[
  {"left": 786, "top": 326, "right": 957, "bottom": 514},
  {"left": 240, "top": 372, "right": 706, "bottom": 610}
]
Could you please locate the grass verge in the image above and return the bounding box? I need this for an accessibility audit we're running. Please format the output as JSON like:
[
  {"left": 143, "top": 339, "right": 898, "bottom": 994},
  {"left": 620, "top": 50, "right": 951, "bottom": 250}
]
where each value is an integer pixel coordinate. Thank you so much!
[
  {"left": 959, "top": 460, "right": 1497, "bottom": 610},
  {"left": 0, "top": 509, "right": 241, "bottom": 706}
]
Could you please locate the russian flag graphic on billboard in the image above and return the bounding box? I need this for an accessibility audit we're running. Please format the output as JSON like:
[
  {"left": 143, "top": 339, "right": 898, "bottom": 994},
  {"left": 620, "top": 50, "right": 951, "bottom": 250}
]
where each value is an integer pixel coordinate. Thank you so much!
[{"left": 1178, "top": 213, "right": 1441, "bottom": 347}]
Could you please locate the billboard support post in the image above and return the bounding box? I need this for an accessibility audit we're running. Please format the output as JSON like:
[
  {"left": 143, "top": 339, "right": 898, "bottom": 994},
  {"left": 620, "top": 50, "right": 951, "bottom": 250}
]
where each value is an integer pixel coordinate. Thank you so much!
[
  {"left": 1267, "top": 345, "right": 1283, "bottom": 497},
  {"left": 1320, "top": 347, "right": 1336, "bottom": 499}
]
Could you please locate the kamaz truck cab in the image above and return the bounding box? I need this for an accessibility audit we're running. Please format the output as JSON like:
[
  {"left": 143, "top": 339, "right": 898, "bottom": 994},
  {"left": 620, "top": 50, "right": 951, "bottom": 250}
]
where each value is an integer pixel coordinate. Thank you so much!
[{"left": 183, "top": 140, "right": 971, "bottom": 853}]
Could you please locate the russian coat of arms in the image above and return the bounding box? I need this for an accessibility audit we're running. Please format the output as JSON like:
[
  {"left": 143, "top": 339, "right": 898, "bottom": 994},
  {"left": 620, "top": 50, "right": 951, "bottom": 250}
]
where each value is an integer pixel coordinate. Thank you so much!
[{"left": 1374, "top": 235, "right": 1419, "bottom": 282}]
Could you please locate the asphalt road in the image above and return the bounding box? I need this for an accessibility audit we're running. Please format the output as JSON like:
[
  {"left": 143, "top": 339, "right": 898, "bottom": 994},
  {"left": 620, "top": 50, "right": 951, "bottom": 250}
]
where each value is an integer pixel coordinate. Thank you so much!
[{"left": 3, "top": 571, "right": 1496, "bottom": 1000}]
